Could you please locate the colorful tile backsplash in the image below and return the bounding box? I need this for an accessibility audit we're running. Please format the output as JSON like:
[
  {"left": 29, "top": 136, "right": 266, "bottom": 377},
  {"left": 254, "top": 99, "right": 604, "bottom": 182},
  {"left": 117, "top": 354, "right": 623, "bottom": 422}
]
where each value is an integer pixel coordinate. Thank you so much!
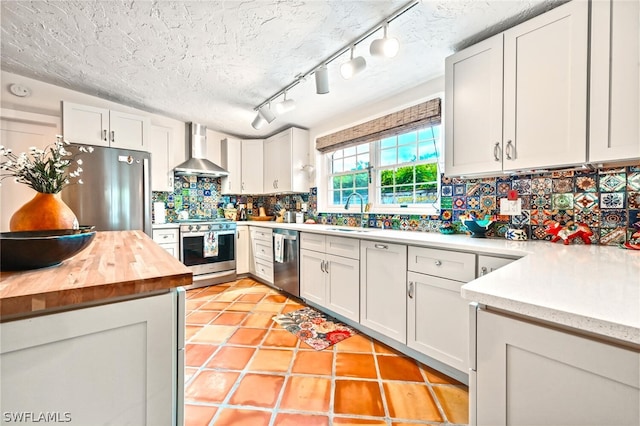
[{"left": 153, "top": 165, "right": 640, "bottom": 246}]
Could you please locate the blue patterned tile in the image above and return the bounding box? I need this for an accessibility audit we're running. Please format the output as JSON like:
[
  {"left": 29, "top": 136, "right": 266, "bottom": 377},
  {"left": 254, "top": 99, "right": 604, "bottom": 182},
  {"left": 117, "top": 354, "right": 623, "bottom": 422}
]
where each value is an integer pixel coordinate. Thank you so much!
[
  {"left": 467, "top": 196, "right": 480, "bottom": 210},
  {"left": 574, "top": 192, "right": 598, "bottom": 211},
  {"left": 600, "top": 209, "right": 627, "bottom": 228},
  {"left": 599, "top": 173, "right": 626, "bottom": 192},
  {"left": 453, "top": 196, "right": 466, "bottom": 210},
  {"left": 441, "top": 185, "right": 453, "bottom": 197},
  {"left": 453, "top": 184, "right": 466, "bottom": 196},
  {"left": 531, "top": 194, "right": 551, "bottom": 210},
  {"left": 511, "top": 210, "right": 530, "bottom": 226},
  {"left": 600, "top": 192, "right": 625, "bottom": 209},
  {"left": 531, "top": 177, "right": 552, "bottom": 195},
  {"left": 512, "top": 179, "right": 531, "bottom": 195},
  {"left": 628, "top": 192, "right": 640, "bottom": 209},
  {"left": 599, "top": 227, "right": 626, "bottom": 245}
]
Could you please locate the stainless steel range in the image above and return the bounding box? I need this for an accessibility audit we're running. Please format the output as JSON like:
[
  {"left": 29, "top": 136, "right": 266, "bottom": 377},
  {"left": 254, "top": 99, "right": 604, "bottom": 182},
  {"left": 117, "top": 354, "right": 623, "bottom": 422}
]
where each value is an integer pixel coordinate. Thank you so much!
[{"left": 179, "top": 219, "right": 237, "bottom": 288}]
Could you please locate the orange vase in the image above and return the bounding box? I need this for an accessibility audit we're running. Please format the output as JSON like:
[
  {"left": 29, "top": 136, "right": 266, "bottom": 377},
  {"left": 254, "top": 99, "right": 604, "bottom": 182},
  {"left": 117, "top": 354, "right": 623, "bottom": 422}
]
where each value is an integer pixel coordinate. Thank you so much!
[{"left": 9, "top": 192, "right": 78, "bottom": 231}]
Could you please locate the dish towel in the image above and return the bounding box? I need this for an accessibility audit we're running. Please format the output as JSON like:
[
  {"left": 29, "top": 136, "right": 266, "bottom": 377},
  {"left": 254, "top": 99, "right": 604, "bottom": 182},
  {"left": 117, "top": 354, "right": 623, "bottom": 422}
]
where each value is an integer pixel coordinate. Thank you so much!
[
  {"left": 274, "top": 233, "right": 284, "bottom": 263},
  {"left": 203, "top": 231, "right": 219, "bottom": 258}
]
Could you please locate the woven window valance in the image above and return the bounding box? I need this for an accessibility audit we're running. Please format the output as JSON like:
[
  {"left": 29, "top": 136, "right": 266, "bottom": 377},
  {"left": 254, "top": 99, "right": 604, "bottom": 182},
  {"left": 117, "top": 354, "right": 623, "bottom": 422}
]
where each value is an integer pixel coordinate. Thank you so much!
[{"left": 315, "top": 98, "right": 441, "bottom": 153}]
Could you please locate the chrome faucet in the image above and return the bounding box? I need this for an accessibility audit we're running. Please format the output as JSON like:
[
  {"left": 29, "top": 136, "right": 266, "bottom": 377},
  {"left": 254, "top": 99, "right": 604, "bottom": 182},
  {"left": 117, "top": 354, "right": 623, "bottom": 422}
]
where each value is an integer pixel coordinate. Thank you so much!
[{"left": 344, "top": 192, "right": 365, "bottom": 227}]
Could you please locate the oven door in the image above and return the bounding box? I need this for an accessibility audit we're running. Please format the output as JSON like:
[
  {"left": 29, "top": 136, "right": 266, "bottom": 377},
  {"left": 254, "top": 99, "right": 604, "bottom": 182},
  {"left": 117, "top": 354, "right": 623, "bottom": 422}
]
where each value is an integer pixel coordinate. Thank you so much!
[{"left": 180, "top": 230, "right": 236, "bottom": 275}]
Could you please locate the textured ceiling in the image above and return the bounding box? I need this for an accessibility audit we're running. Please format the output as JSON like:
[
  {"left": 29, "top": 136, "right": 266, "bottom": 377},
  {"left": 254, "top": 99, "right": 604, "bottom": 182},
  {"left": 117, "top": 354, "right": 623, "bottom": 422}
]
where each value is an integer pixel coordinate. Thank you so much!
[{"left": 0, "top": 0, "right": 563, "bottom": 138}]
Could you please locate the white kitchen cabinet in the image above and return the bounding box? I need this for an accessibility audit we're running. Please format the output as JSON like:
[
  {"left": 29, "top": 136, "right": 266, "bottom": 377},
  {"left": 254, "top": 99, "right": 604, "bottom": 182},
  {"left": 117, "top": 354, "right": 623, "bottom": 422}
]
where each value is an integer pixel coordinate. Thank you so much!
[
  {"left": 474, "top": 308, "right": 640, "bottom": 426},
  {"left": 445, "top": 0, "right": 588, "bottom": 176},
  {"left": 62, "top": 101, "right": 148, "bottom": 151},
  {"left": 263, "top": 127, "right": 310, "bottom": 193},
  {"left": 221, "top": 138, "right": 264, "bottom": 194},
  {"left": 149, "top": 124, "right": 174, "bottom": 192},
  {"left": 241, "top": 139, "right": 264, "bottom": 194},
  {"left": 1, "top": 291, "right": 182, "bottom": 425},
  {"left": 589, "top": 0, "right": 640, "bottom": 163},
  {"left": 152, "top": 228, "right": 179, "bottom": 259},
  {"left": 236, "top": 226, "right": 250, "bottom": 275},
  {"left": 477, "top": 254, "right": 515, "bottom": 277},
  {"left": 300, "top": 233, "right": 360, "bottom": 322},
  {"left": 250, "top": 226, "right": 273, "bottom": 284},
  {"left": 360, "top": 240, "right": 407, "bottom": 342},
  {"left": 407, "top": 247, "right": 476, "bottom": 372}
]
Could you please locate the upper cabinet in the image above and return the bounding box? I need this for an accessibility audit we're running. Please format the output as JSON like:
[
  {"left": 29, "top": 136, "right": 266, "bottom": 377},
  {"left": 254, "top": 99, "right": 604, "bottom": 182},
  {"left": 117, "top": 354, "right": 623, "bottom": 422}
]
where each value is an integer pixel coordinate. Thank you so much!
[
  {"left": 263, "top": 127, "right": 310, "bottom": 193},
  {"left": 589, "top": 0, "right": 640, "bottom": 163},
  {"left": 445, "top": 1, "right": 589, "bottom": 176},
  {"left": 62, "top": 101, "right": 149, "bottom": 151},
  {"left": 221, "top": 138, "right": 264, "bottom": 195},
  {"left": 149, "top": 125, "right": 174, "bottom": 192}
]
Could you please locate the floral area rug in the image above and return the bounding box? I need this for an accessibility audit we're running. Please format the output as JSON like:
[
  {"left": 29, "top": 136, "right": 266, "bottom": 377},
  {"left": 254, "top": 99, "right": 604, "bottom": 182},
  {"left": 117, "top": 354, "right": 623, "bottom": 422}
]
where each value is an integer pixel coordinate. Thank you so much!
[{"left": 272, "top": 307, "right": 358, "bottom": 351}]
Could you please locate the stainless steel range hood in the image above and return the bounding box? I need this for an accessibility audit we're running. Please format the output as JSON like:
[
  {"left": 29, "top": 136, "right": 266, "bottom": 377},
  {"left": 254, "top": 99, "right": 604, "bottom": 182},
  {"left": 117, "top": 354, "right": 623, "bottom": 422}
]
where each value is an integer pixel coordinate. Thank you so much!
[{"left": 174, "top": 123, "right": 228, "bottom": 177}]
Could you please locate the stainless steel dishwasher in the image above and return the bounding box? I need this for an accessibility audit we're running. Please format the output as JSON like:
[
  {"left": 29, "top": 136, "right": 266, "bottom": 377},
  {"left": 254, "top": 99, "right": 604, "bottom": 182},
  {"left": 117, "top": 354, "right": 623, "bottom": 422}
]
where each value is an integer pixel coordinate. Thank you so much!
[{"left": 273, "top": 228, "right": 299, "bottom": 297}]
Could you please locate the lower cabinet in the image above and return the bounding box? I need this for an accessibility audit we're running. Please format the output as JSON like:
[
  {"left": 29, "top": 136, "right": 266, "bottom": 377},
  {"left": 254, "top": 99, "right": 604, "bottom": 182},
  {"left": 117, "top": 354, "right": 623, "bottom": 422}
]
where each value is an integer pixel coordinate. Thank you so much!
[
  {"left": 300, "top": 233, "right": 359, "bottom": 322},
  {"left": 250, "top": 226, "right": 273, "bottom": 284},
  {"left": 236, "top": 226, "right": 250, "bottom": 275},
  {"left": 152, "top": 228, "right": 179, "bottom": 259},
  {"left": 1, "top": 291, "right": 182, "bottom": 425},
  {"left": 474, "top": 308, "right": 640, "bottom": 425},
  {"left": 360, "top": 240, "right": 407, "bottom": 343}
]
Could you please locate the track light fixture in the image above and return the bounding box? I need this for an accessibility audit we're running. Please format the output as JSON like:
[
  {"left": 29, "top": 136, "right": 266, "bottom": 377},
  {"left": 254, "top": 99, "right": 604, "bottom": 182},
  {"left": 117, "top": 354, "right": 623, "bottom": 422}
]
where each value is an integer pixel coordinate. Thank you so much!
[
  {"left": 275, "top": 91, "right": 296, "bottom": 114},
  {"left": 315, "top": 65, "right": 330, "bottom": 94},
  {"left": 370, "top": 23, "right": 400, "bottom": 58},
  {"left": 250, "top": 0, "right": 418, "bottom": 129},
  {"left": 340, "top": 46, "right": 367, "bottom": 79}
]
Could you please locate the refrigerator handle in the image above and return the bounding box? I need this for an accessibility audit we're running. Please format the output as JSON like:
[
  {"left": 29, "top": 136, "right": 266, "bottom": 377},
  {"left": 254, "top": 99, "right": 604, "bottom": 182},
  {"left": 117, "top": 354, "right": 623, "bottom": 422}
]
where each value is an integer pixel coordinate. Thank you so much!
[{"left": 143, "top": 157, "right": 152, "bottom": 236}]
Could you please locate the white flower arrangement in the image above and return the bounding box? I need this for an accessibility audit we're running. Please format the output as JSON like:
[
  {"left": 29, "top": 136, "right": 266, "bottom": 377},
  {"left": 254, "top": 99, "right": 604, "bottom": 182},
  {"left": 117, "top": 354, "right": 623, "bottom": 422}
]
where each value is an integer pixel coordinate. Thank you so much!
[{"left": 0, "top": 136, "right": 92, "bottom": 194}]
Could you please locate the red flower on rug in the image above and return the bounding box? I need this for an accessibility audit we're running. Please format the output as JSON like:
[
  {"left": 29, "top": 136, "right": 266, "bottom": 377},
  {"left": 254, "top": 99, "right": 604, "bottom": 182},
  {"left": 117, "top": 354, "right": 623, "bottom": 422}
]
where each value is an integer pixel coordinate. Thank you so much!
[{"left": 326, "top": 330, "right": 351, "bottom": 344}]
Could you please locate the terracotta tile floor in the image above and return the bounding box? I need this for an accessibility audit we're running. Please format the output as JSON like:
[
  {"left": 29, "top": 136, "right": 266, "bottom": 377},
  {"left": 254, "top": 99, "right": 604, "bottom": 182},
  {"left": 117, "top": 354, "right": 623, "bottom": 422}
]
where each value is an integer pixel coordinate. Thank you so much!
[{"left": 184, "top": 278, "right": 469, "bottom": 426}]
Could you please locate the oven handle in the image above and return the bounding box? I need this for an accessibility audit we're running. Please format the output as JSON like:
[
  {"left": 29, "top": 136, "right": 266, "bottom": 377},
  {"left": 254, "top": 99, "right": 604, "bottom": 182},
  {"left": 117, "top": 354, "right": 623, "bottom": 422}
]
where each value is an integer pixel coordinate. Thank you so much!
[{"left": 182, "top": 230, "right": 236, "bottom": 237}]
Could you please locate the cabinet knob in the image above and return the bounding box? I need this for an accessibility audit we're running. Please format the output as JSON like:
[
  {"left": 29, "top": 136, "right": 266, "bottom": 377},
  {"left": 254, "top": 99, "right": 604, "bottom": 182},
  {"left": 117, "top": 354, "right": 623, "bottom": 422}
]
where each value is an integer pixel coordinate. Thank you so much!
[
  {"left": 434, "top": 260, "right": 442, "bottom": 266},
  {"left": 480, "top": 266, "right": 488, "bottom": 276}
]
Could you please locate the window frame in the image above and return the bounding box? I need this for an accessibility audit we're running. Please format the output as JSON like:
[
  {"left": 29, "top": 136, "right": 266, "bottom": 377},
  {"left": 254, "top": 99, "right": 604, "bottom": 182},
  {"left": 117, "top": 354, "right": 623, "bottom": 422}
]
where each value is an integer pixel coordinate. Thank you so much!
[{"left": 319, "top": 125, "right": 442, "bottom": 216}]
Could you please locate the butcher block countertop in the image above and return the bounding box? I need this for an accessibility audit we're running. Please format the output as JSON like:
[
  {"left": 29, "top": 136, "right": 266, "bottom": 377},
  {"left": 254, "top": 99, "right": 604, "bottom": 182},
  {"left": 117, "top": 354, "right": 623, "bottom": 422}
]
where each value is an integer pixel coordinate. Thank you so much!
[{"left": 0, "top": 230, "right": 192, "bottom": 321}]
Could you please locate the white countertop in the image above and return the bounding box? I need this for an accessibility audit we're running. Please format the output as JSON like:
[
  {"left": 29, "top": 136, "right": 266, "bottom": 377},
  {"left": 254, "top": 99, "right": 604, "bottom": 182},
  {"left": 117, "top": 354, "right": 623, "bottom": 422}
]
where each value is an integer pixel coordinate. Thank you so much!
[{"left": 239, "top": 221, "right": 640, "bottom": 345}]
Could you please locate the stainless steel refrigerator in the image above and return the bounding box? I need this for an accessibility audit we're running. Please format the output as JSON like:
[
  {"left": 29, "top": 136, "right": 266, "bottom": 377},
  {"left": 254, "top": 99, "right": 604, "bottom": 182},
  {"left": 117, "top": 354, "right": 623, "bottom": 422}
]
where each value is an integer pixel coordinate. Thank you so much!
[{"left": 61, "top": 144, "right": 151, "bottom": 235}]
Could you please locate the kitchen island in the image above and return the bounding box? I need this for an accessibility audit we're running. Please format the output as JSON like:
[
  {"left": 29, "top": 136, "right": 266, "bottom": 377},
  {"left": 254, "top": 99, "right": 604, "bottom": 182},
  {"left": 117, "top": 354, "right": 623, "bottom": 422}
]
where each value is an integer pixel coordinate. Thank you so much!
[{"left": 0, "top": 230, "right": 192, "bottom": 426}]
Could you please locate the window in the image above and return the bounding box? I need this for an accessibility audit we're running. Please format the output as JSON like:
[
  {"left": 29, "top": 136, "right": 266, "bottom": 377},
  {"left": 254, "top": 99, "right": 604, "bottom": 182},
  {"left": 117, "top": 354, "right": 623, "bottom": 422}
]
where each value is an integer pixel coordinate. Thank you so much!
[{"left": 326, "top": 125, "right": 441, "bottom": 212}]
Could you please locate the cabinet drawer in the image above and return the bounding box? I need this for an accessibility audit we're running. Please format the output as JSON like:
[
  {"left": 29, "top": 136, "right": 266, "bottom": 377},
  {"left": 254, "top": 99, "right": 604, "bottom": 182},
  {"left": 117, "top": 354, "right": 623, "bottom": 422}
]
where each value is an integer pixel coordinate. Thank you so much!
[
  {"left": 254, "top": 241, "right": 273, "bottom": 262},
  {"left": 250, "top": 227, "right": 272, "bottom": 242},
  {"left": 327, "top": 236, "right": 359, "bottom": 260},
  {"left": 152, "top": 229, "right": 178, "bottom": 244},
  {"left": 408, "top": 246, "right": 475, "bottom": 282},
  {"left": 254, "top": 259, "right": 274, "bottom": 284},
  {"left": 300, "top": 232, "right": 325, "bottom": 251}
]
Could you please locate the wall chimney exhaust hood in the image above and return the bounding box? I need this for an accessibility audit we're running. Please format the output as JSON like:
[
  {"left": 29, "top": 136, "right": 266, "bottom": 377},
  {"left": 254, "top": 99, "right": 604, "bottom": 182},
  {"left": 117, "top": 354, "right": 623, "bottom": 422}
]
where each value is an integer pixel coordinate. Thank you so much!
[{"left": 174, "top": 123, "right": 228, "bottom": 177}]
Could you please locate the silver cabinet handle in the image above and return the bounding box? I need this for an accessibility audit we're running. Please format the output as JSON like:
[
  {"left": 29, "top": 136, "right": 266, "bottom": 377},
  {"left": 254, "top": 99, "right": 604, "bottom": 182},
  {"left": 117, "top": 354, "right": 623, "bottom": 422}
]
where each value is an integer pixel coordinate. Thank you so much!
[
  {"left": 163, "top": 235, "right": 169, "bottom": 239},
  {"left": 434, "top": 260, "right": 442, "bottom": 266},
  {"left": 103, "top": 129, "right": 108, "bottom": 141},
  {"left": 237, "top": 233, "right": 240, "bottom": 240},
  {"left": 480, "top": 266, "right": 488, "bottom": 276},
  {"left": 374, "top": 244, "right": 388, "bottom": 250},
  {"left": 505, "top": 140, "right": 514, "bottom": 160},
  {"left": 493, "top": 142, "right": 501, "bottom": 161},
  {"left": 408, "top": 281, "right": 414, "bottom": 299},
  {"left": 110, "top": 130, "right": 115, "bottom": 143},
  {"left": 241, "top": 182, "right": 245, "bottom": 191},
  {"left": 320, "top": 260, "right": 325, "bottom": 273},
  {"left": 325, "top": 260, "right": 329, "bottom": 274}
]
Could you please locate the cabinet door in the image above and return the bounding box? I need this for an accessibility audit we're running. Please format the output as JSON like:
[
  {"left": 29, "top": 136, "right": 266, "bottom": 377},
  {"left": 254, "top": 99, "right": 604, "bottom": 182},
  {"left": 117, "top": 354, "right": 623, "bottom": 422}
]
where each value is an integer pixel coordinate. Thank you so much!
[
  {"left": 326, "top": 254, "right": 360, "bottom": 322},
  {"left": 589, "top": 0, "right": 640, "bottom": 163},
  {"left": 149, "top": 125, "right": 173, "bottom": 192},
  {"left": 236, "top": 226, "right": 250, "bottom": 274},
  {"left": 221, "top": 138, "right": 242, "bottom": 194},
  {"left": 62, "top": 101, "right": 109, "bottom": 147},
  {"left": 407, "top": 272, "right": 468, "bottom": 372},
  {"left": 241, "top": 139, "right": 264, "bottom": 194},
  {"left": 109, "top": 110, "right": 148, "bottom": 151},
  {"left": 476, "top": 309, "right": 639, "bottom": 426},
  {"left": 503, "top": 0, "right": 588, "bottom": 171},
  {"left": 264, "top": 131, "right": 290, "bottom": 192},
  {"left": 300, "top": 248, "right": 325, "bottom": 306},
  {"left": 445, "top": 34, "right": 504, "bottom": 176},
  {"left": 476, "top": 255, "right": 515, "bottom": 277},
  {"left": 290, "top": 127, "right": 310, "bottom": 192},
  {"left": 360, "top": 241, "right": 407, "bottom": 342},
  {"left": 1, "top": 292, "right": 179, "bottom": 425}
]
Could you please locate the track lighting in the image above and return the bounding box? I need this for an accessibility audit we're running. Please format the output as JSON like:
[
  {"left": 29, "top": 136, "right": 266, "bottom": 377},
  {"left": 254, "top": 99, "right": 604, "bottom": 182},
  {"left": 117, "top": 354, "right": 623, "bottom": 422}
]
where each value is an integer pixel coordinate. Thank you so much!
[
  {"left": 276, "top": 91, "right": 296, "bottom": 114},
  {"left": 370, "top": 23, "right": 400, "bottom": 58},
  {"left": 340, "top": 46, "right": 367, "bottom": 79},
  {"left": 249, "top": 0, "right": 419, "bottom": 129},
  {"left": 315, "top": 65, "right": 330, "bottom": 94},
  {"left": 251, "top": 104, "right": 276, "bottom": 130}
]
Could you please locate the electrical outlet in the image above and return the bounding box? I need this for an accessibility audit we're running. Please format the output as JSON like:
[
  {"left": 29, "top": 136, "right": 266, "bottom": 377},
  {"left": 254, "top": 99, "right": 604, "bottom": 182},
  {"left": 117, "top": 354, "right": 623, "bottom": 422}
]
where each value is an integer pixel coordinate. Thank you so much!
[{"left": 500, "top": 198, "right": 522, "bottom": 215}]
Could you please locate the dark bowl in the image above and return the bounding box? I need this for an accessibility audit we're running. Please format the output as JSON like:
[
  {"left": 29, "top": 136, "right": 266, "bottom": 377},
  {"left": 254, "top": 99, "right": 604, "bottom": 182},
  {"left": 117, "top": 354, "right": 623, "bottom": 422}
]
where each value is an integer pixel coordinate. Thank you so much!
[
  {"left": 462, "top": 219, "right": 493, "bottom": 238},
  {"left": 1, "top": 227, "right": 96, "bottom": 271}
]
